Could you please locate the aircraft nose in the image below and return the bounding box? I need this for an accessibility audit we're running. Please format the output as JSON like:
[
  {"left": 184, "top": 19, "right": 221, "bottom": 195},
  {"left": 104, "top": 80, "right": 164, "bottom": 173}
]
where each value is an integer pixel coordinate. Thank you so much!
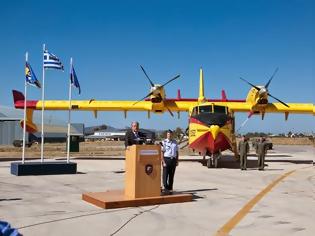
[{"left": 209, "top": 125, "right": 220, "bottom": 140}]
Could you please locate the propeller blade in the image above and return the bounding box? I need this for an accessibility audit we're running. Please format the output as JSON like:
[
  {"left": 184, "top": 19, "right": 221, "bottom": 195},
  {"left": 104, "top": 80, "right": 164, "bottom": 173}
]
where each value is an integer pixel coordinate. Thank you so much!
[
  {"left": 240, "top": 77, "right": 261, "bottom": 91},
  {"left": 165, "top": 105, "right": 174, "bottom": 117},
  {"left": 178, "top": 135, "right": 185, "bottom": 144},
  {"left": 265, "top": 67, "right": 279, "bottom": 89},
  {"left": 183, "top": 127, "right": 189, "bottom": 136},
  {"left": 157, "top": 93, "right": 173, "bottom": 117},
  {"left": 178, "top": 136, "right": 187, "bottom": 145},
  {"left": 178, "top": 138, "right": 188, "bottom": 145},
  {"left": 140, "top": 65, "right": 155, "bottom": 87},
  {"left": 161, "top": 74, "right": 180, "bottom": 88},
  {"left": 267, "top": 93, "right": 290, "bottom": 107},
  {"left": 180, "top": 141, "right": 189, "bottom": 149},
  {"left": 178, "top": 127, "right": 189, "bottom": 144},
  {"left": 133, "top": 91, "right": 154, "bottom": 105}
]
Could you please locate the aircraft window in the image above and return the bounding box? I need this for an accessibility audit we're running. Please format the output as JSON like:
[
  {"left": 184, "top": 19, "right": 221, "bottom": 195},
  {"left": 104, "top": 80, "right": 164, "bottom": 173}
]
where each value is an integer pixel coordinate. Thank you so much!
[
  {"left": 191, "top": 107, "right": 198, "bottom": 116},
  {"left": 199, "top": 106, "right": 212, "bottom": 113},
  {"left": 213, "top": 105, "right": 227, "bottom": 114}
]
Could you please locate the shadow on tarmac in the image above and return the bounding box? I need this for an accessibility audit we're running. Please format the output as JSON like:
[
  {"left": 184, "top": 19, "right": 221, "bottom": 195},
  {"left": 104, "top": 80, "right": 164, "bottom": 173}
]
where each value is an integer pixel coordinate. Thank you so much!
[
  {"left": 266, "top": 159, "right": 313, "bottom": 164},
  {"left": 72, "top": 157, "right": 125, "bottom": 161},
  {"left": 0, "top": 198, "right": 22, "bottom": 202},
  {"left": 181, "top": 155, "right": 312, "bottom": 169},
  {"left": 0, "top": 158, "right": 39, "bottom": 162},
  {"left": 173, "top": 188, "right": 218, "bottom": 200}
]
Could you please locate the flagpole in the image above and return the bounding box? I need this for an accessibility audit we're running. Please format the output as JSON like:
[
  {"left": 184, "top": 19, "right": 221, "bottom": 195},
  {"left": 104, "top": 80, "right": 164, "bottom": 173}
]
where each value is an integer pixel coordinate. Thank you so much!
[
  {"left": 40, "top": 44, "right": 46, "bottom": 163},
  {"left": 66, "top": 58, "right": 73, "bottom": 163},
  {"left": 22, "top": 52, "right": 28, "bottom": 164}
]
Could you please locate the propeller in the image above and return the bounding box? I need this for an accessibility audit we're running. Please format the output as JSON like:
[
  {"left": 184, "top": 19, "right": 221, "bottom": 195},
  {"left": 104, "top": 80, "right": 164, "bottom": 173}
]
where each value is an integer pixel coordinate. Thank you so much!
[
  {"left": 157, "top": 93, "right": 174, "bottom": 117},
  {"left": 268, "top": 93, "right": 289, "bottom": 107},
  {"left": 178, "top": 127, "right": 189, "bottom": 149},
  {"left": 160, "top": 75, "right": 181, "bottom": 88},
  {"left": 240, "top": 77, "right": 261, "bottom": 91},
  {"left": 140, "top": 65, "right": 154, "bottom": 87},
  {"left": 180, "top": 142, "right": 190, "bottom": 149},
  {"left": 165, "top": 104, "right": 174, "bottom": 117},
  {"left": 265, "top": 67, "right": 278, "bottom": 88},
  {"left": 133, "top": 65, "right": 180, "bottom": 115},
  {"left": 133, "top": 91, "right": 154, "bottom": 105},
  {"left": 240, "top": 68, "right": 289, "bottom": 107}
]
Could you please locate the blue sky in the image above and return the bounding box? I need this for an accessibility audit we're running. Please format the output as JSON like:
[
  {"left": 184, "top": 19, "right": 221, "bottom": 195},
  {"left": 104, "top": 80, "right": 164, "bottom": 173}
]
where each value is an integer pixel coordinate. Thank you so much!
[{"left": 1, "top": 0, "right": 314, "bottom": 133}]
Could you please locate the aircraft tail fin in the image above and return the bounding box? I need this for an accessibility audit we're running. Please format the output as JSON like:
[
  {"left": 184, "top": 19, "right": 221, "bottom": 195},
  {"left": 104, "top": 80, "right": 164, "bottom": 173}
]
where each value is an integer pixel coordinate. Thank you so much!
[
  {"left": 198, "top": 68, "right": 205, "bottom": 102},
  {"left": 12, "top": 90, "right": 25, "bottom": 107},
  {"left": 177, "top": 89, "right": 181, "bottom": 99},
  {"left": 221, "top": 90, "right": 227, "bottom": 101},
  {"left": 12, "top": 90, "right": 38, "bottom": 133}
]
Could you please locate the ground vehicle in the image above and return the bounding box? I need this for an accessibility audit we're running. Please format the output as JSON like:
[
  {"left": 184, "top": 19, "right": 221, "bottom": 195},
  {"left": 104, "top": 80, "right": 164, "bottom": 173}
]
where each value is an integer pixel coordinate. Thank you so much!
[{"left": 252, "top": 138, "right": 273, "bottom": 151}]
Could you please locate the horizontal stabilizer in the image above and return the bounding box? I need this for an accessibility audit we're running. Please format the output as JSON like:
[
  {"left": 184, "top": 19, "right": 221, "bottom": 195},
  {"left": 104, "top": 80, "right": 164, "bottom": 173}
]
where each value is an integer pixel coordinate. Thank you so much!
[{"left": 12, "top": 90, "right": 38, "bottom": 109}]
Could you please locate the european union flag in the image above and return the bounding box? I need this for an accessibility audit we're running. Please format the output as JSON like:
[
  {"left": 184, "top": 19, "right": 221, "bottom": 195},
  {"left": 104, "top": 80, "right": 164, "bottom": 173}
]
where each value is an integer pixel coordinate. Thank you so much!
[
  {"left": 70, "top": 64, "right": 81, "bottom": 94},
  {"left": 25, "top": 62, "right": 41, "bottom": 88}
]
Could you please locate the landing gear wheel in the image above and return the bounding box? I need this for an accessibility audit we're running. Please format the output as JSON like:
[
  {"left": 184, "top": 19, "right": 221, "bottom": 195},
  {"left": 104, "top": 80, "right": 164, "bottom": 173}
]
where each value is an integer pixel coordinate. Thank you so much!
[
  {"left": 214, "top": 157, "right": 218, "bottom": 168},
  {"left": 202, "top": 156, "right": 207, "bottom": 166},
  {"left": 207, "top": 158, "right": 213, "bottom": 168}
]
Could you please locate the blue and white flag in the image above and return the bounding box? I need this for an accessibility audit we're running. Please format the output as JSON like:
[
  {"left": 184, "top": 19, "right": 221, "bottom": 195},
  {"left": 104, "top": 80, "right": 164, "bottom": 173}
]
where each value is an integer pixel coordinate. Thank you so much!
[
  {"left": 70, "top": 64, "right": 81, "bottom": 94},
  {"left": 25, "top": 62, "right": 41, "bottom": 88},
  {"left": 43, "top": 50, "right": 64, "bottom": 70}
]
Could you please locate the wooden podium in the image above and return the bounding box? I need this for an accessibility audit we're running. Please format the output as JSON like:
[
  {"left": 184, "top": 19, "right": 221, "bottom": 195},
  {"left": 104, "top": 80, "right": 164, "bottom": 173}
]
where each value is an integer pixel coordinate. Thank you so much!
[
  {"left": 125, "top": 145, "right": 161, "bottom": 198},
  {"left": 82, "top": 145, "right": 192, "bottom": 209}
]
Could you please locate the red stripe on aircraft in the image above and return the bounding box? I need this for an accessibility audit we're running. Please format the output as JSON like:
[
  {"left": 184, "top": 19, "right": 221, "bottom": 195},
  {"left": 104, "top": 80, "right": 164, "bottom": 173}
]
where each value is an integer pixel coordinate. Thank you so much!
[
  {"left": 189, "top": 117, "right": 208, "bottom": 126},
  {"left": 14, "top": 101, "right": 38, "bottom": 109},
  {"left": 189, "top": 131, "right": 231, "bottom": 154}
]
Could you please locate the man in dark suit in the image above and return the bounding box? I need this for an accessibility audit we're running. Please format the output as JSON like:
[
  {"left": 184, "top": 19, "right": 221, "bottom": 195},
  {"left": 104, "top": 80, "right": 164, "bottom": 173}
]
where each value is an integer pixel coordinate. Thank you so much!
[{"left": 124, "top": 121, "right": 145, "bottom": 148}]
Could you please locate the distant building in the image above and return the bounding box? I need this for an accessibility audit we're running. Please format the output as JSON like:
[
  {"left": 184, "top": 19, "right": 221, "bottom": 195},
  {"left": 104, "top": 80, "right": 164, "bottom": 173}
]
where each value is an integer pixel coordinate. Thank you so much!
[
  {"left": 0, "top": 106, "right": 24, "bottom": 145},
  {"left": 85, "top": 125, "right": 156, "bottom": 142},
  {"left": 0, "top": 105, "right": 83, "bottom": 145}
]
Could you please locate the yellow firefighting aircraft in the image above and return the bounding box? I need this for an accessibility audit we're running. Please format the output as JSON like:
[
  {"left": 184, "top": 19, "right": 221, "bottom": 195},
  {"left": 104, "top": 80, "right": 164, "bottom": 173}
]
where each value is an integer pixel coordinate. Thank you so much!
[{"left": 13, "top": 66, "right": 315, "bottom": 168}]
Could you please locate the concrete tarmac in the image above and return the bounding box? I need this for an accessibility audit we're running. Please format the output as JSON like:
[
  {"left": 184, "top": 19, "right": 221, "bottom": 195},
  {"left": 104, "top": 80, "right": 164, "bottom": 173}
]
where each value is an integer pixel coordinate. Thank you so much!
[{"left": 0, "top": 145, "right": 314, "bottom": 236}]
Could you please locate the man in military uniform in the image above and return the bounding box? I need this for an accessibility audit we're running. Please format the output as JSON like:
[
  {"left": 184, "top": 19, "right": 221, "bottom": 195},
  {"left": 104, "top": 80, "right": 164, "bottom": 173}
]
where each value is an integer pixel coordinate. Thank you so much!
[
  {"left": 257, "top": 137, "right": 267, "bottom": 170},
  {"left": 238, "top": 135, "right": 249, "bottom": 170},
  {"left": 161, "top": 130, "right": 179, "bottom": 194}
]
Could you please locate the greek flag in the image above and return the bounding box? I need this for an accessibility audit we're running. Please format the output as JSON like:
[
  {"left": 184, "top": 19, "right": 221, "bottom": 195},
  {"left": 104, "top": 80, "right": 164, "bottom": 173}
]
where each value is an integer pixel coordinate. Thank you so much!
[
  {"left": 70, "top": 64, "right": 81, "bottom": 94},
  {"left": 43, "top": 50, "right": 64, "bottom": 70},
  {"left": 25, "top": 62, "right": 41, "bottom": 88}
]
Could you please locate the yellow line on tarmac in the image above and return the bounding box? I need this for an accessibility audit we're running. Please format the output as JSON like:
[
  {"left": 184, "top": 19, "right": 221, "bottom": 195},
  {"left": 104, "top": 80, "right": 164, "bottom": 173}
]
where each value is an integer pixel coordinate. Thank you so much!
[{"left": 214, "top": 169, "right": 296, "bottom": 236}]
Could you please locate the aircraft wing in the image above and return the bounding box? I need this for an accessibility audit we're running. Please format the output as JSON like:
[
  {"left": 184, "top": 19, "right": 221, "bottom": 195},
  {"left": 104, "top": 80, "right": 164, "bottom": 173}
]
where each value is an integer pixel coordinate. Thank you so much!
[
  {"left": 15, "top": 99, "right": 154, "bottom": 111},
  {"left": 12, "top": 90, "right": 315, "bottom": 115},
  {"left": 226, "top": 102, "right": 315, "bottom": 115},
  {"left": 264, "top": 103, "right": 315, "bottom": 115},
  {"left": 13, "top": 90, "right": 199, "bottom": 112}
]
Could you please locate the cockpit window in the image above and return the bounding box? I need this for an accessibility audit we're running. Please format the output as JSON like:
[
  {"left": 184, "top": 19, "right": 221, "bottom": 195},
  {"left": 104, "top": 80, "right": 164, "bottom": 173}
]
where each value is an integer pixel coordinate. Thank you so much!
[
  {"left": 191, "top": 107, "right": 198, "bottom": 116},
  {"left": 213, "top": 105, "right": 227, "bottom": 114},
  {"left": 191, "top": 105, "right": 228, "bottom": 115},
  {"left": 199, "top": 105, "right": 212, "bottom": 113}
]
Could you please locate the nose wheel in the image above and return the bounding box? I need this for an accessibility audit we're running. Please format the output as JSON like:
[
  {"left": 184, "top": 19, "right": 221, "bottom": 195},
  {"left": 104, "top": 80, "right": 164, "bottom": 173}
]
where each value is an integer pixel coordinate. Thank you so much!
[{"left": 206, "top": 153, "right": 221, "bottom": 168}]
